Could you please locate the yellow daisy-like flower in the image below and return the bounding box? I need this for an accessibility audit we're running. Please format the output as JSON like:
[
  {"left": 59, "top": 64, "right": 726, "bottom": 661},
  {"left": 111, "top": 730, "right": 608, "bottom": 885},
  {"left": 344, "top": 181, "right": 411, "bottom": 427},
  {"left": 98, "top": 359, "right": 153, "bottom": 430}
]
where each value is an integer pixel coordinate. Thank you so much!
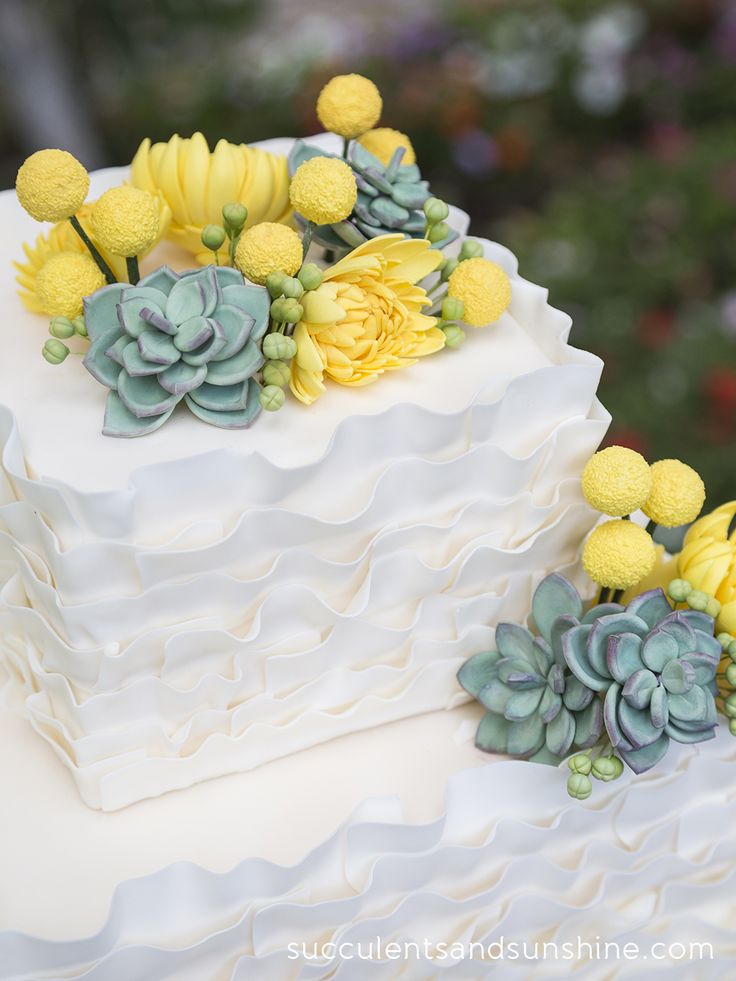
[
  {"left": 582, "top": 520, "right": 657, "bottom": 590},
  {"left": 581, "top": 446, "right": 652, "bottom": 517},
  {"left": 289, "top": 156, "right": 357, "bottom": 225},
  {"left": 35, "top": 252, "right": 105, "bottom": 318},
  {"left": 14, "top": 198, "right": 171, "bottom": 314},
  {"left": 234, "top": 222, "right": 303, "bottom": 285},
  {"left": 316, "top": 74, "right": 383, "bottom": 140},
  {"left": 90, "top": 185, "right": 160, "bottom": 257},
  {"left": 357, "top": 128, "right": 416, "bottom": 166},
  {"left": 643, "top": 459, "right": 705, "bottom": 528},
  {"left": 290, "top": 234, "right": 444, "bottom": 405},
  {"left": 678, "top": 502, "right": 736, "bottom": 634},
  {"left": 447, "top": 257, "right": 511, "bottom": 327},
  {"left": 130, "top": 132, "right": 293, "bottom": 264},
  {"left": 16, "top": 149, "right": 89, "bottom": 223}
]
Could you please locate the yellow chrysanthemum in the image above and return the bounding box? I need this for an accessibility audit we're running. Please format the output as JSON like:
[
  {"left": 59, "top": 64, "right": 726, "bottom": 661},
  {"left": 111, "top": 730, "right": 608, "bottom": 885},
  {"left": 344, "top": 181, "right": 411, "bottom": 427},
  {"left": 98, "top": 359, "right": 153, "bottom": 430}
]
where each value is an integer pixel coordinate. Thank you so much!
[
  {"left": 16, "top": 149, "right": 89, "bottom": 223},
  {"left": 14, "top": 198, "right": 171, "bottom": 314},
  {"left": 582, "top": 520, "right": 657, "bottom": 590},
  {"left": 234, "top": 222, "right": 303, "bottom": 285},
  {"left": 357, "top": 128, "right": 416, "bottom": 166},
  {"left": 290, "top": 234, "right": 444, "bottom": 405},
  {"left": 679, "top": 502, "right": 736, "bottom": 634},
  {"left": 35, "top": 252, "right": 105, "bottom": 318},
  {"left": 289, "top": 156, "right": 357, "bottom": 225},
  {"left": 447, "top": 257, "right": 511, "bottom": 327},
  {"left": 90, "top": 185, "right": 160, "bottom": 257},
  {"left": 581, "top": 446, "right": 652, "bottom": 517},
  {"left": 643, "top": 459, "right": 705, "bottom": 528},
  {"left": 316, "top": 74, "right": 382, "bottom": 140},
  {"left": 130, "top": 133, "right": 293, "bottom": 263}
]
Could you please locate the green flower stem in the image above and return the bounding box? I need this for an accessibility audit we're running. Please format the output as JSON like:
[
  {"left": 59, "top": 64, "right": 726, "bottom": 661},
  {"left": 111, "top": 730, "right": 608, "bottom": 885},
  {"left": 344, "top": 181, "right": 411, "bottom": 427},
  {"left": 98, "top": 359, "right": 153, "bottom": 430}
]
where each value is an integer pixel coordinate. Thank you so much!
[
  {"left": 69, "top": 216, "right": 117, "bottom": 284},
  {"left": 598, "top": 586, "right": 611, "bottom": 604},
  {"left": 612, "top": 588, "right": 625, "bottom": 604},
  {"left": 645, "top": 518, "right": 656, "bottom": 535},
  {"left": 342, "top": 137, "right": 350, "bottom": 159},
  {"left": 228, "top": 231, "right": 241, "bottom": 267},
  {"left": 125, "top": 256, "right": 140, "bottom": 285},
  {"left": 301, "top": 221, "right": 314, "bottom": 259}
]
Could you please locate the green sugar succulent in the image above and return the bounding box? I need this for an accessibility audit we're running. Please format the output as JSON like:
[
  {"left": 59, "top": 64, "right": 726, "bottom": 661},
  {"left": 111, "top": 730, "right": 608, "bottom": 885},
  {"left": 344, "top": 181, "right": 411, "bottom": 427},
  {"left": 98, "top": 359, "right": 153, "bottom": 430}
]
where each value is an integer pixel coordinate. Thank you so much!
[{"left": 83, "top": 266, "right": 270, "bottom": 437}]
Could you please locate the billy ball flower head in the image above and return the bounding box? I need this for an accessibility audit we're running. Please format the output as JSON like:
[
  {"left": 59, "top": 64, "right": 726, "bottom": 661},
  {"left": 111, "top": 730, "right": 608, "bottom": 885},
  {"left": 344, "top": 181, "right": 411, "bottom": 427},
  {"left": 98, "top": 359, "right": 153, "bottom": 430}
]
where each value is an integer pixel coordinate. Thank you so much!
[
  {"left": 90, "top": 186, "right": 160, "bottom": 257},
  {"left": 643, "top": 459, "right": 706, "bottom": 527},
  {"left": 235, "top": 222, "right": 303, "bottom": 285},
  {"left": 582, "top": 446, "right": 652, "bottom": 517},
  {"left": 447, "top": 257, "right": 511, "bottom": 327},
  {"left": 289, "top": 156, "right": 357, "bottom": 225},
  {"left": 357, "top": 128, "right": 416, "bottom": 167},
  {"left": 16, "top": 149, "right": 90, "bottom": 223},
  {"left": 582, "top": 519, "right": 657, "bottom": 590},
  {"left": 316, "top": 74, "right": 382, "bottom": 140},
  {"left": 35, "top": 252, "right": 105, "bottom": 318}
]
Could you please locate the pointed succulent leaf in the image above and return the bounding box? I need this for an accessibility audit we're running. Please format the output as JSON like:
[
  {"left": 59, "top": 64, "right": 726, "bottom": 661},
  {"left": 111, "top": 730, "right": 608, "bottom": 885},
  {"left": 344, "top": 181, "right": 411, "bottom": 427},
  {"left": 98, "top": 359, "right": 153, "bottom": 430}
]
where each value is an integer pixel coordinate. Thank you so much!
[
  {"left": 625, "top": 589, "right": 673, "bottom": 629},
  {"left": 394, "top": 162, "right": 421, "bottom": 183},
  {"left": 140, "top": 307, "right": 176, "bottom": 335},
  {"left": 618, "top": 698, "right": 663, "bottom": 749},
  {"left": 122, "top": 341, "right": 166, "bottom": 377},
  {"left": 621, "top": 668, "right": 658, "bottom": 710},
  {"left": 139, "top": 266, "right": 179, "bottom": 294},
  {"left": 497, "top": 658, "right": 545, "bottom": 690},
  {"left": 165, "top": 268, "right": 221, "bottom": 323},
  {"left": 102, "top": 391, "right": 175, "bottom": 438},
  {"left": 562, "top": 623, "right": 610, "bottom": 692},
  {"left": 384, "top": 146, "right": 406, "bottom": 183},
  {"left": 187, "top": 380, "right": 250, "bottom": 413},
  {"left": 619, "top": 733, "right": 670, "bottom": 774},
  {"left": 495, "top": 623, "right": 537, "bottom": 665},
  {"left": 607, "top": 632, "right": 646, "bottom": 685},
  {"left": 674, "top": 609, "right": 714, "bottom": 634},
  {"left": 83, "top": 326, "right": 124, "bottom": 389},
  {"left": 667, "top": 685, "right": 707, "bottom": 723},
  {"left": 549, "top": 614, "right": 579, "bottom": 667},
  {"left": 588, "top": 614, "right": 648, "bottom": 677},
  {"left": 478, "top": 680, "right": 512, "bottom": 714},
  {"left": 158, "top": 361, "right": 208, "bottom": 396},
  {"left": 507, "top": 714, "right": 545, "bottom": 757},
  {"left": 138, "top": 329, "right": 180, "bottom": 366},
  {"left": 457, "top": 651, "right": 501, "bottom": 698},
  {"left": 184, "top": 387, "right": 262, "bottom": 429},
  {"left": 174, "top": 316, "right": 214, "bottom": 353},
  {"left": 205, "top": 339, "right": 263, "bottom": 386},
  {"left": 532, "top": 637, "right": 553, "bottom": 675},
  {"left": 664, "top": 722, "right": 716, "bottom": 745},
  {"left": 538, "top": 687, "right": 562, "bottom": 724},
  {"left": 547, "top": 663, "right": 565, "bottom": 695},
  {"left": 574, "top": 698, "right": 603, "bottom": 750},
  {"left": 105, "top": 334, "right": 132, "bottom": 368},
  {"left": 658, "top": 614, "right": 697, "bottom": 655},
  {"left": 660, "top": 659, "right": 695, "bottom": 695},
  {"left": 581, "top": 602, "right": 624, "bottom": 624},
  {"left": 641, "top": 627, "right": 680, "bottom": 673},
  {"left": 680, "top": 651, "right": 718, "bottom": 686},
  {"left": 182, "top": 320, "right": 228, "bottom": 366},
  {"left": 475, "top": 712, "right": 509, "bottom": 754},
  {"left": 531, "top": 574, "right": 584, "bottom": 642},
  {"left": 504, "top": 687, "right": 544, "bottom": 722},
  {"left": 391, "top": 182, "right": 430, "bottom": 209},
  {"left": 118, "top": 288, "right": 169, "bottom": 337},
  {"left": 562, "top": 675, "right": 594, "bottom": 713},
  {"left": 604, "top": 684, "right": 632, "bottom": 750},
  {"left": 649, "top": 685, "right": 669, "bottom": 728},
  {"left": 288, "top": 139, "right": 332, "bottom": 175},
  {"left": 84, "top": 284, "right": 125, "bottom": 342},
  {"left": 545, "top": 706, "right": 575, "bottom": 757},
  {"left": 117, "top": 373, "right": 181, "bottom": 419},
  {"left": 209, "top": 305, "right": 253, "bottom": 361},
  {"left": 691, "top": 630, "right": 723, "bottom": 661}
]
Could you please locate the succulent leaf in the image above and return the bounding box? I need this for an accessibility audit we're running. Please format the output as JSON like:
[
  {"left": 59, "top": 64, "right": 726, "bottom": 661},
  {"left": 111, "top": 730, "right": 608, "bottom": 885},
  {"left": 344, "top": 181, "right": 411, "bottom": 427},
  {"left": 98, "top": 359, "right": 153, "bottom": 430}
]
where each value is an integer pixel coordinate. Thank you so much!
[
  {"left": 457, "top": 651, "right": 501, "bottom": 698},
  {"left": 619, "top": 733, "right": 670, "bottom": 774},
  {"left": 606, "top": 632, "right": 646, "bottom": 684},
  {"left": 475, "top": 712, "right": 510, "bottom": 754},
  {"left": 626, "top": 589, "right": 673, "bottom": 628},
  {"left": 531, "top": 573, "right": 584, "bottom": 641}
]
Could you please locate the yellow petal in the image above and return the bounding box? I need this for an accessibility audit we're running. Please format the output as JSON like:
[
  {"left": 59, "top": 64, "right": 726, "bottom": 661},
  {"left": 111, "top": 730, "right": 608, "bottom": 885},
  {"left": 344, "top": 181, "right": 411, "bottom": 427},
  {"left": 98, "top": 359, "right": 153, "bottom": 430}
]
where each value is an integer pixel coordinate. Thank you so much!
[
  {"left": 182, "top": 132, "right": 211, "bottom": 227},
  {"left": 206, "top": 139, "right": 241, "bottom": 221},
  {"left": 301, "top": 289, "right": 347, "bottom": 326},
  {"left": 294, "top": 322, "right": 325, "bottom": 373}
]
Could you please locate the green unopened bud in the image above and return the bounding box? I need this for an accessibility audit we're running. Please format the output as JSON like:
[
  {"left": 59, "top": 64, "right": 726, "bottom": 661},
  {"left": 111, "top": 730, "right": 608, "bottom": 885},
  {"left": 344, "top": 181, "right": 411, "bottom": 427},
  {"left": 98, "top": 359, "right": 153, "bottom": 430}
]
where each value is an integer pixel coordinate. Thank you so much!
[
  {"left": 423, "top": 197, "right": 449, "bottom": 224},
  {"left": 262, "top": 359, "right": 290, "bottom": 388},
  {"left": 42, "top": 338, "right": 70, "bottom": 365},
  {"left": 222, "top": 202, "right": 248, "bottom": 233},
  {"left": 686, "top": 589, "right": 709, "bottom": 612},
  {"left": 201, "top": 224, "right": 226, "bottom": 252},
  {"left": 730, "top": 718, "right": 736, "bottom": 737},
  {"left": 591, "top": 756, "right": 624, "bottom": 782},
  {"left": 728, "top": 639, "right": 736, "bottom": 662},
  {"left": 567, "top": 754, "right": 592, "bottom": 776},
  {"left": 440, "top": 257, "right": 459, "bottom": 282},
  {"left": 567, "top": 773, "right": 592, "bottom": 800},
  {"left": 667, "top": 579, "right": 692, "bottom": 603},
  {"left": 262, "top": 332, "right": 298, "bottom": 361},
  {"left": 427, "top": 221, "right": 450, "bottom": 244},
  {"left": 717, "top": 632, "right": 732, "bottom": 651},
  {"left": 706, "top": 597, "right": 722, "bottom": 618},
  {"left": 441, "top": 297, "right": 464, "bottom": 322},
  {"left": 259, "top": 384, "right": 285, "bottom": 412},
  {"left": 49, "top": 316, "right": 75, "bottom": 339},
  {"left": 459, "top": 238, "right": 484, "bottom": 260},
  {"left": 266, "top": 271, "right": 287, "bottom": 299},
  {"left": 725, "top": 692, "right": 736, "bottom": 718},
  {"left": 442, "top": 324, "right": 465, "bottom": 349},
  {"left": 298, "top": 263, "right": 323, "bottom": 291},
  {"left": 281, "top": 299, "right": 303, "bottom": 324},
  {"left": 72, "top": 315, "right": 87, "bottom": 337},
  {"left": 281, "top": 276, "right": 304, "bottom": 300},
  {"left": 270, "top": 297, "right": 287, "bottom": 322},
  {"left": 726, "top": 662, "right": 736, "bottom": 688}
]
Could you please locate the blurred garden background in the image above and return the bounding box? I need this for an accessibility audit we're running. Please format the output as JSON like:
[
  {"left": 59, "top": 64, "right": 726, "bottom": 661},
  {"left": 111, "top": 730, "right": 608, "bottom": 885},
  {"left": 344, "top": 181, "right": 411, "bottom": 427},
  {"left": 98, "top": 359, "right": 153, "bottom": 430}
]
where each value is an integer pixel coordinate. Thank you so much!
[{"left": 0, "top": 0, "right": 735, "bottom": 502}]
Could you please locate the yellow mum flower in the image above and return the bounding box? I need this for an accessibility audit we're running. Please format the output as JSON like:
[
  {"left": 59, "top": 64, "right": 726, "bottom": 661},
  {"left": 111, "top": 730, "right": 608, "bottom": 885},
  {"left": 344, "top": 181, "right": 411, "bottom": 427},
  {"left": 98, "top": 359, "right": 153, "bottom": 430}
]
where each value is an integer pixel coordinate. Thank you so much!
[
  {"left": 90, "top": 185, "right": 160, "bottom": 257},
  {"left": 35, "top": 252, "right": 105, "bottom": 318},
  {"left": 130, "top": 132, "right": 293, "bottom": 264},
  {"left": 447, "top": 257, "right": 511, "bottom": 327},
  {"left": 316, "top": 74, "right": 382, "bottom": 140},
  {"left": 679, "top": 502, "right": 736, "bottom": 634},
  {"left": 581, "top": 446, "right": 652, "bottom": 517},
  {"left": 234, "top": 222, "right": 303, "bottom": 285},
  {"left": 14, "top": 198, "right": 171, "bottom": 314},
  {"left": 16, "top": 149, "right": 89, "bottom": 222},
  {"left": 357, "top": 128, "right": 416, "bottom": 166},
  {"left": 290, "top": 234, "right": 444, "bottom": 405},
  {"left": 582, "top": 520, "right": 657, "bottom": 590},
  {"left": 643, "top": 459, "right": 705, "bottom": 528},
  {"left": 289, "top": 157, "right": 357, "bottom": 225}
]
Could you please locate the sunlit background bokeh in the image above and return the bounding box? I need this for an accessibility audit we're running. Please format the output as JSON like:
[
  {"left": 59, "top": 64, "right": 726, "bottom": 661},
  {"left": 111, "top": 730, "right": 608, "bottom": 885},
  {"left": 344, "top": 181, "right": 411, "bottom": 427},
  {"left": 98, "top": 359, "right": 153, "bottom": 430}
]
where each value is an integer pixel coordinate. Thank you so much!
[{"left": 1, "top": 0, "right": 735, "bottom": 502}]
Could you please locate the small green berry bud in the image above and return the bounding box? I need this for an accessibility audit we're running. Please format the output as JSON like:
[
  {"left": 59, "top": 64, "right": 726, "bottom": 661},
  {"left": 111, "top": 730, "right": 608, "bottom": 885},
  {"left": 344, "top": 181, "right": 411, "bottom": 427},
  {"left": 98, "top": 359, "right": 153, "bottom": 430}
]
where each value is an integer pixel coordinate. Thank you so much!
[
  {"left": 725, "top": 662, "right": 736, "bottom": 688},
  {"left": 72, "top": 315, "right": 87, "bottom": 337},
  {"left": 706, "top": 597, "right": 722, "bottom": 618},
  {"left": 591, "top": 756, "right": 624, "bottom": 782},
  {"left": 567, "top": 773, "right": 592, "bottom": 800},
  {"left": 201, "top": 224, "right": 226, "bottom": 252},
  {"left": 730, "top": 718, "right": 736, "bottom": 737},
  {"left": 270, "top": 297, "right": 287, "bottom": 322},
  {"left": 49, "top": 316, "right": 75, "bottom": 339},
  {"left": 262, "top": 359, "right": 290, "bottom": 388},
  {"left": 281, "top": 299, "right": 303, "bottom": 324},
  {"left": 459, "top": 238, "right": 484, "bottom": 260},
  {"left": 717, "top": 632, "right": 732, "bottom": 651},
  {"left": 440, "top": 258, "right": 459, "bottom": 282},
  {"left": 259, "top": 384, "right": 285, "bottom": 412},
  {"left": 728, "top": 639, "right": 736, "bottom": 662},
  {"left": 262, "top": 333, "right": 298, "bottom": 362},
  {"left": 725, "top": 692, "right": 736, "bottom": 718},
  {"left": 42, "top": 338, "right": 70, "bottom": 365},
  {"left": 266, "top": 271, "right": 287, "bottom": 299},
  {"left": 427, "top": 221, "right": 450, "bottom": 244},
  {"left": 442, "top": 324, "right": 465, "bottom": 349},
  {"left": 686, "top": 590, "right": 709, "bottom": 612},
  {"left": 668, "top": 579, "right": 692, "bottom": 603},
  {"left": 222, "top": 202, "right": 248, "bottom": 233},
  {"left": 567, "top": 754, "right": 592, "bottom": 776},
  {"left": 441, "top": 297, "right": 464, "bottom": 321},
  {"left": 423, "top": 197, "right": 449, "bottom": 224},
  {"left": 281, "top": 276, "right": 304, "bottom": 300},
  {"left": 298, "top": 263, "right": 323, "bottom": 291}
]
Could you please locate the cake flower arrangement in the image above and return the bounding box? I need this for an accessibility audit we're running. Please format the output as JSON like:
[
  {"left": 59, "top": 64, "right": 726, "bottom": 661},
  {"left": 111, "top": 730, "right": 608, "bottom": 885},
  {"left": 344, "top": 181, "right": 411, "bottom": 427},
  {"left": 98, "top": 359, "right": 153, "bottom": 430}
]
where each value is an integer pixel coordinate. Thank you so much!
[
  {"left": 459, "top": 446, "right": 736, "bottom": 800},
  {"left": 14, "top": 74, "right": 511, "bottom": 437}
]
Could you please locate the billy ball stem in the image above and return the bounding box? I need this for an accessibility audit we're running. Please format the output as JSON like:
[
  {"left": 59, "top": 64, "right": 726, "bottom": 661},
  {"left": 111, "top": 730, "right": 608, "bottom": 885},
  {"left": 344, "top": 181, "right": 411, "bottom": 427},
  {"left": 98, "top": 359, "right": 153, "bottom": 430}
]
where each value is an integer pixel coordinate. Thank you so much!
[
  {"left": 125, "top": 256, "right": 140, "bottom": 285},
  {"left": 69, "top": 215, "right": 117, "bottom": 284},
  {"left": 301, "top": 221, "right": 314, "bottom": 259}
]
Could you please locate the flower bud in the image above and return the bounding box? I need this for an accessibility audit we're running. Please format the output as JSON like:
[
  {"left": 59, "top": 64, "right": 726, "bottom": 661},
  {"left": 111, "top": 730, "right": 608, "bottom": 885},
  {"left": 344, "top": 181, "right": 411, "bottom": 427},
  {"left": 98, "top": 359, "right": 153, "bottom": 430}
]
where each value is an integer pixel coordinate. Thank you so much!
[
  {"left": 201, "top": 224, "right": 227, "bottom": 252},
  {"left": 726, "top": 662, "right": 736, "bottom": 688},
  {"left": 298, "top": 263, "right": 323, "bottom": 291},
  {"left": 567, "top": 754, "right": 592, "bottom": 776},
  {"left": 441, "top": 297, "right": 464, "bottom": 322},
  {"left": 440, "top": 258, "right": 459, "bottom": 283},
  {"left": 706, "top": 596, "right": 722, "bottom": 618},
  {"left": 717, "top": 632, "right": 732, "bottom": 651},
  {"left": 270, "top": 297, "right": 287, "bottom": 322},
  {"left": 423, "top": 197, "right": 449, "bottom": 224},
  {"left": 259, "top": 384, "right": 286, "bottom": 412},
  {"left": 668, "top": 578, "right": 692, "bottom": 603},
  {"left": 42, "top": 338, "right": 70, "bottom": 365},
  {"left": 730, "top": 718, "right": 736, "bottom": 737},
  {"left": 686, "top": 589, "right": 709, "bottom": 612},
  {"left": 262, "top": 359, "right": 290, "bottom": 388},
  {"left": 728, "top": 639, "right": 736, "bottom": 662},
  {"left": 72, "top": 315, "right": 87, "bottom": 337},
  {"left": 222, "top": 202, "right": 248, "bottom": 233},
  {"left": 567, "top": 773, "right": 592, "bottom": 800},
  {"left": 262, "top": 332, "right": 298, "bottom": 361},
  {"left": 281, "top": 299, "right": 304, "bottom": 324},
  {"left": 427, "top": 221, "right": 450, "bottom": 244},
  {"left": 726, "top": 693, "right": 736, "bottom": 718},
  {"left": 591, "top": 756, "right": 623, "bottom": 782},
  {"left": 266, "top": 271, "right": 287, "bottom": 299},
  {"left": 281, "top": 276, "right": 304, "bottom": 300},
  {"left": 441, "top": 324, "right": 465, "bottom": 349},
  {"left": 459, "top": 238, "right": 484, "bottom": 260},
  {"left": 49, "top": 316, "right": 75, "bottom": 339}
]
